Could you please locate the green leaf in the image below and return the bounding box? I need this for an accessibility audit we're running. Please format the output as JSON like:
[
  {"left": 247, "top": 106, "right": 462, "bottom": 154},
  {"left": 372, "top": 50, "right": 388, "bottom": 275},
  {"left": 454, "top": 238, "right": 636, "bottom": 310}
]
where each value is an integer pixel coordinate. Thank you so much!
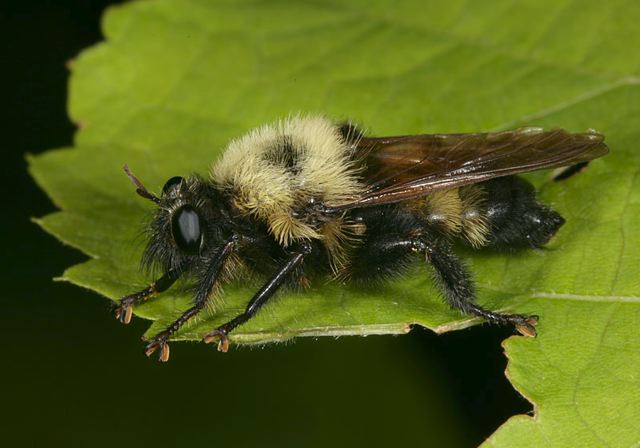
[{"left": 30, "top": 0, "right": 639, "bottom": 445}]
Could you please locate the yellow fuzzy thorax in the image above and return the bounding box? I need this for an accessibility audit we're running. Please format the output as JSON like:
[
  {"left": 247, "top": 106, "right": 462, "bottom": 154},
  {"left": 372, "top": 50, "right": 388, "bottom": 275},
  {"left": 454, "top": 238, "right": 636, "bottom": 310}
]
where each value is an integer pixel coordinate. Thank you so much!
[{"left": 211, "top": 116, "right": 364, "bottom": 246}]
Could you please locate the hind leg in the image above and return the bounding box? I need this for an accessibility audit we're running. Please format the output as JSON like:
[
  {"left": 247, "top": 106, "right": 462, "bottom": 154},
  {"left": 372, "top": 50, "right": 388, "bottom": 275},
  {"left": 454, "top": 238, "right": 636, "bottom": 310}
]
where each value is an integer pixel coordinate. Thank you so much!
[
  {"left": 349, "top": 228, "right": 538, "bottom": 336},
  {"left": 422, "top": 234, "right": 538, "bottom": 336}
]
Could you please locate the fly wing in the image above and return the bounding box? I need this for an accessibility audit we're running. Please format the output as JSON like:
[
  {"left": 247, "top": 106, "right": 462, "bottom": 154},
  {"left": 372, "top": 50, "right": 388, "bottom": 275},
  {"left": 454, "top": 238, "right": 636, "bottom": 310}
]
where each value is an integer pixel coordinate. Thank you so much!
[{"left": 332, "top": 127, "right": 608, "bottom": 211}]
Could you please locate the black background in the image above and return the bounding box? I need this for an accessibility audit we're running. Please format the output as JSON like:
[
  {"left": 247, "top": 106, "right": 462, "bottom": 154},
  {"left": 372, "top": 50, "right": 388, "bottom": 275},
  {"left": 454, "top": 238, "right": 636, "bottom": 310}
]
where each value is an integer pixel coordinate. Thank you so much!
[{"left": 1, "top": 1, "right": 530, "bottom": 446}]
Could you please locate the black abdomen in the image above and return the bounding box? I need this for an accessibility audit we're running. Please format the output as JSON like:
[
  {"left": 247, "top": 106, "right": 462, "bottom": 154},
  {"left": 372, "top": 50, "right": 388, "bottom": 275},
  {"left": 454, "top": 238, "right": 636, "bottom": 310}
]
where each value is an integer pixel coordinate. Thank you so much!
[
  {"left": 411, "top": 176, "right": 565, "bottom": 249},
  {"left": 482, "top": 177, "right": 565, "bottom": 248}
]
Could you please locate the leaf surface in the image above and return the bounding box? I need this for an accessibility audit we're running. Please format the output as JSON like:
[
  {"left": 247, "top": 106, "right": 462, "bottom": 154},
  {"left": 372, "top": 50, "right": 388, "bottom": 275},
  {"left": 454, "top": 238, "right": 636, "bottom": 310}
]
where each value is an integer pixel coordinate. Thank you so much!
[{"left": 30, "top": 1, "right": 640, "bottom": 445}]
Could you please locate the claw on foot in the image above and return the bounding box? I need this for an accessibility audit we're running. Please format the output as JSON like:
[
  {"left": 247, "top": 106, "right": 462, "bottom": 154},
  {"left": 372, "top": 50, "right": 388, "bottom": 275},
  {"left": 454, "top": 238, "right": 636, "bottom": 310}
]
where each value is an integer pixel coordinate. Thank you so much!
[
  {"left": 515, "top": 315, "right": 539, "bottom": 338},
  {"left": 115, "top": 303, "right": 133, "bottom": 324},
  {"left": 145, "top": 339, "right": 171, "bottom": 362},
  {"left": 115, "top": 287, "right": 157, "bottom": 325},
  {"left": 203, "top": 329, "right": 230, "bottom": 353}
]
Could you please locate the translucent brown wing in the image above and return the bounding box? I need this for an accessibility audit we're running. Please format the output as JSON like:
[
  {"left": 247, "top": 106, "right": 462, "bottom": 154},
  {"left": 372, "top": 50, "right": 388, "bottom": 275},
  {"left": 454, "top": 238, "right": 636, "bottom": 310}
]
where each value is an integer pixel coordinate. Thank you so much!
[{"left": 331, "top": 127, "right": 608, "bottom": 211}]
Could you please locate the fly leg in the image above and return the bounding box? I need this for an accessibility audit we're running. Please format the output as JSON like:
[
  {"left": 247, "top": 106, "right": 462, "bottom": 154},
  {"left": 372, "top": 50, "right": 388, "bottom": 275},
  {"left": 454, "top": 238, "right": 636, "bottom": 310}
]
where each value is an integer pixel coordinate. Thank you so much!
[
  {"left": 351, "top": 230, "right": 537, "bottom": 336},
  {"left": 421, "top": 235, "right": 538, "bottom": 336},
  {"left": 202, "top": 242, "right": 311, "bottom": 352},
  {"left": 115, "top": 269, "right": 180, "bottom": 324},
  {"left": 143, "top": 238, "right": 236, "bottom": 362}
]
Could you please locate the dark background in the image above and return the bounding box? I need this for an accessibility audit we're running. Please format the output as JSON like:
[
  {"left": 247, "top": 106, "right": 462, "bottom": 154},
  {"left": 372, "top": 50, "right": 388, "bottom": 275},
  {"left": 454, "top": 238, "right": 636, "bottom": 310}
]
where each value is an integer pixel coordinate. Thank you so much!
[{"left": 1, "top": 1, "right": 530, "bottom": 446}]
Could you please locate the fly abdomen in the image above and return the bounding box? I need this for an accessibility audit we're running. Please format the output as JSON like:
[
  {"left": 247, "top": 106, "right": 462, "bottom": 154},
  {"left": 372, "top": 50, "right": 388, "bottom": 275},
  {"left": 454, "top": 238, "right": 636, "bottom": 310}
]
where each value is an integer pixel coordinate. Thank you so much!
[
  {"left": 410, "top": 176, "right": 565, "bottom": 249},
  {"left": 482, "top": 176, "right": 565, "bottom": 249}
]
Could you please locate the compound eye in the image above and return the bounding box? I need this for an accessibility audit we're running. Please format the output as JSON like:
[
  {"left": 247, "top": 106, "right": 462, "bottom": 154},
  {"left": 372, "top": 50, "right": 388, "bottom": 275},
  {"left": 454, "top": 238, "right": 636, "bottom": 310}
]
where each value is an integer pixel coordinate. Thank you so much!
[
  {"left": 162, "top": 176, "right": 184, "bottom": 196},
  {"left": 171, "top": 205, "right": 203, "bottom": 255}
]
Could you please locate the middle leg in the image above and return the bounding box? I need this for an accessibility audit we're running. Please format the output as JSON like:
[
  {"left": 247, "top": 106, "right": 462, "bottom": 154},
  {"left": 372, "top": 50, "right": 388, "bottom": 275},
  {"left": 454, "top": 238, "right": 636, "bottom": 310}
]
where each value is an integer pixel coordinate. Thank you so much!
[{"left": 202, "top": 242, "right": 311, "bottom": 352}]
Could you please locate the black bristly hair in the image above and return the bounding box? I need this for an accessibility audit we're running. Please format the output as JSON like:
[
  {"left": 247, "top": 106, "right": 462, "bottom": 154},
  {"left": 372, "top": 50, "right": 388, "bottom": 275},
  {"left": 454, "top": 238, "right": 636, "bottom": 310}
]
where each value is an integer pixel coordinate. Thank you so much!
[
  {"left": 347, "top": 204, "right": 423, "bottom": 281},
  {"left": 141, "top": 175, "right": 232, "bottom": 276}
]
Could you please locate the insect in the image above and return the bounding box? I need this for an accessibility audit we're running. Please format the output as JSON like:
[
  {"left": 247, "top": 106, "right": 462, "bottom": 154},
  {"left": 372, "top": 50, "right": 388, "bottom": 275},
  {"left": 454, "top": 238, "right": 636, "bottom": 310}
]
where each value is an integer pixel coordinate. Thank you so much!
[{"left": 116, "top": 116, "right": 608, "bottom": 361}]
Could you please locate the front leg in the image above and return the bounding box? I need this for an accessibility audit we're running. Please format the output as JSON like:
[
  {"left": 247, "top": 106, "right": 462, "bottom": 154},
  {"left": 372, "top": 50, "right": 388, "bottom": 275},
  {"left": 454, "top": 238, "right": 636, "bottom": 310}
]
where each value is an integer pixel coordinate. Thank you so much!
[
  {"left": 203, "top": 242, "right": 311, "bottom": 352},
  {"left": 144, "top": 237, "right": 236, "bottom": 362},
  {"left": 115, "top": 269, "right": 180, "bottom": 324}
]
